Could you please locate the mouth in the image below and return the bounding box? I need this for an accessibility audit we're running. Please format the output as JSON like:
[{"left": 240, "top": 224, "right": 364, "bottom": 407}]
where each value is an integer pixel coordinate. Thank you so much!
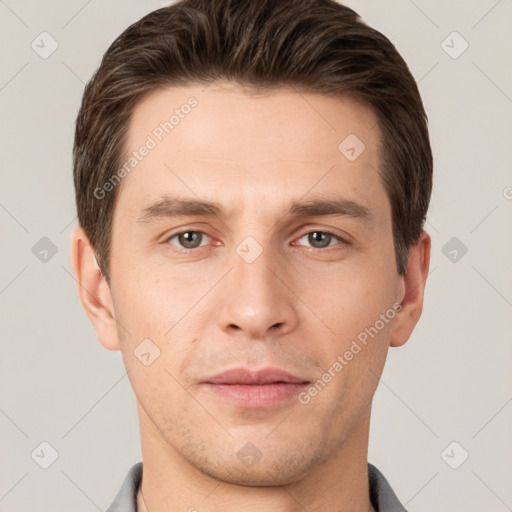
[{"left": 201, "top": 367, "right": 310, "bottom": 409}]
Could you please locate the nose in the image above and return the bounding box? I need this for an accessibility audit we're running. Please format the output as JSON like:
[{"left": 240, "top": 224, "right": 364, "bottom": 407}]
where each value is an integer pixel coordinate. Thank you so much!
[{"left": 216, "top": 240, "right": 299, "bottom": 340}]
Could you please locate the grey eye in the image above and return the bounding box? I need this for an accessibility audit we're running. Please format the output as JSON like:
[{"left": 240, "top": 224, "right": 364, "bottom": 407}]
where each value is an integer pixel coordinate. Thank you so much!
[
  {"left": 310, "top": 232, "right": 331, "bottom": 248},
  {"left": 168, "top": 231, "right": 209, "bottom": 249},
  {"left": 298, "top": 231, "right": 340, "bottom": 249}
]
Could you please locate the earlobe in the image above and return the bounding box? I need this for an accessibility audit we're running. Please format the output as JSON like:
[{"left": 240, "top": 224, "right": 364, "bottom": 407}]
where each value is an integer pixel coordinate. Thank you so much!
[
  {"left": 70, "top": 226, "right": 121, "bottom": 351},
  {"left": 389, "top": 231, "right": 431, "bottom": 348}
]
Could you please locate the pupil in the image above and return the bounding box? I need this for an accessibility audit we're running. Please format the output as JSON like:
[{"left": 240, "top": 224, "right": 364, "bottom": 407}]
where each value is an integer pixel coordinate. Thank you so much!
[
  {"left": 310, "top": 232, "right": 330, "bottom": 248},
  {"left": 181, "top": 232, "right": 199, "bottom": 248}
]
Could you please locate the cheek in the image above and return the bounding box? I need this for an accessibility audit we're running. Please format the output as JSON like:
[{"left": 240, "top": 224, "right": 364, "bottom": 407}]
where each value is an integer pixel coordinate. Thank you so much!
[
  {"left": 110, "top": 267, "right": 213, "bottom": 398},
  {"left": 298, "top": 259, "right": 396, "bottom": 335},
  {"left": 111, "top": 263, "right": 206, "bottom": 337},
  {"left": 297, "top": 256, "right": 397, "bottom": 403}
]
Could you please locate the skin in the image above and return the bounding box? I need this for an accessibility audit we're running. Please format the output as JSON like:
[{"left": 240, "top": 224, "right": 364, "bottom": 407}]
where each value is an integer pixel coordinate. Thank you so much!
[{"left": 71, "top": 81, "right": 430, "bottom": 512}]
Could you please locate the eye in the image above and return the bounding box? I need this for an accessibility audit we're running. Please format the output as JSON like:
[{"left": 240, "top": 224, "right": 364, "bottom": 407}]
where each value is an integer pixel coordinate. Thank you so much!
[
  {"left": 166, "top": 230, "right": 211, "bottom": 249},
  {"left": 295, "top": 230, "right": 347, "bottom": 249}
]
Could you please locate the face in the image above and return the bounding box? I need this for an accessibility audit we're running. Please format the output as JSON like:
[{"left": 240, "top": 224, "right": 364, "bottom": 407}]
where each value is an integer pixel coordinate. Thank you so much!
[{"left": 81, "top": 81, "right": 417, "bottom": 486}]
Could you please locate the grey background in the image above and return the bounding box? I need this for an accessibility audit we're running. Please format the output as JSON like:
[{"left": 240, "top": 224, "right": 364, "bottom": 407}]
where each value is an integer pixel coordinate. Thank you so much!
[{"left": 1, "top": 0, "right": 511, "bottom": 510}]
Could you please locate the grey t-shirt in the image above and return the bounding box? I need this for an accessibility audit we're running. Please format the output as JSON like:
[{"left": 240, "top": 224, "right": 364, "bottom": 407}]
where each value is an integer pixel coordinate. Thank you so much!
[{"left": 106, "top": 461, "right": 407, "bottom": 512}]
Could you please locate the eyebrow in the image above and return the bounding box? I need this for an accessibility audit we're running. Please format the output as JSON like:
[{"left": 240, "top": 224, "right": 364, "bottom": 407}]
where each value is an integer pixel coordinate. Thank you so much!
[{"left": 136, "top": 195, "right": 373, "bottom": 224}]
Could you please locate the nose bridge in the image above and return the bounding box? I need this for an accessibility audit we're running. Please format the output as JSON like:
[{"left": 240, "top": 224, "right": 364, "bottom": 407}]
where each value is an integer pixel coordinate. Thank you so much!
[
  {"left": 216, "top": 234, "right": 297, "bottom": 338},
  {"left": 234, "top": 234, "right": 277, "bottom": 295}
]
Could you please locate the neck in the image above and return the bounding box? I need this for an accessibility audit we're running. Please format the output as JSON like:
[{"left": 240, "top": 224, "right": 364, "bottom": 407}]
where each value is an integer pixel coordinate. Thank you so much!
[{"left": 136, "top": 403, "right": 375, "bottom": 512}]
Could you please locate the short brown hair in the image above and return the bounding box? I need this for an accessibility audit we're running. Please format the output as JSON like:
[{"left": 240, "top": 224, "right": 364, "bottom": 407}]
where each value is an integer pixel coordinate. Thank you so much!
[{"left": 73, "top": 0, "right": 432, "bottom": 282}]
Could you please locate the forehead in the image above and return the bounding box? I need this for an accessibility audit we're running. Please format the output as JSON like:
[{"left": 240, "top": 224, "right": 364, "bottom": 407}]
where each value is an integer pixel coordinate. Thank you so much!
[
  {"left": 117, "top": 81, "right": 387, "bottom": 219},
  {"left": 126, "top": 81, "right": 380, "bottom": 159}
]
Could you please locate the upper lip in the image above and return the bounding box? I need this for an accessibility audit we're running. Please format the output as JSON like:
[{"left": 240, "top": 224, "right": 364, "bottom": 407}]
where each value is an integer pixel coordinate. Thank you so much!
[{"left": 202, "top": 367, "right": 309, "bottom": 385}]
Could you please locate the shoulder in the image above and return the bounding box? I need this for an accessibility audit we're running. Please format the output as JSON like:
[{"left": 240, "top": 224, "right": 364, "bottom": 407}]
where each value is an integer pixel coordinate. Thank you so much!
[
  {"left": 368, "top": 462, "right": 408, "bottom": 512},
  {"left": 105, "top": 461, "right": 143, "bottom": 512}
]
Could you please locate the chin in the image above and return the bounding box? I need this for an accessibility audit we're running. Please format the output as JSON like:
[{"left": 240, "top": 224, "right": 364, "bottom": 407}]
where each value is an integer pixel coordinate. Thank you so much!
[
  {"left": 203, "top": 464, "right": 306, "bottom": 487},
  {"left": 192, "top": 446, "right": 323, "bottom": 488}
]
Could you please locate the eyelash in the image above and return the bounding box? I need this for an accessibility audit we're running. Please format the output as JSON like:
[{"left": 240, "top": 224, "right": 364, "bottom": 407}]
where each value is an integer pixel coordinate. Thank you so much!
[{"left": 164, "top": 229, "right": 349, "bottom": 252}]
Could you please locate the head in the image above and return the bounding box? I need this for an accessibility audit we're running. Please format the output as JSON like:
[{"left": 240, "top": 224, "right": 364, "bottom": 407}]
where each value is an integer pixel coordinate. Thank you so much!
[{"left": 71, "top": 0, "right": 432, "bottom": 486}]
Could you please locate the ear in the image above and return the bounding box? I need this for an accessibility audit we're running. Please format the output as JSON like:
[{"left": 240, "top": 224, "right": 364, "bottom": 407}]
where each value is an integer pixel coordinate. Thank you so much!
[
  {"left": 70, "top": 226, "right": 121, "bottom": 351},
  {"left": 390, "top": 230, "right": 431, "bottom": 348}
]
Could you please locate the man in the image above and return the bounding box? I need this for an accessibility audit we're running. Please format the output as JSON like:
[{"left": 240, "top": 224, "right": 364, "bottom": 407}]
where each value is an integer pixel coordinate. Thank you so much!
[{"left": 70, "top": 0, "right": 432, "bottom": 510}]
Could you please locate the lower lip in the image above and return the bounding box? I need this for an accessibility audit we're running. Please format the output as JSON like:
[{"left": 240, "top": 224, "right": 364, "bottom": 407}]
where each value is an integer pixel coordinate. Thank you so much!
[{"left": 203, "top": 382, "right": 308, "bottom": 408}]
